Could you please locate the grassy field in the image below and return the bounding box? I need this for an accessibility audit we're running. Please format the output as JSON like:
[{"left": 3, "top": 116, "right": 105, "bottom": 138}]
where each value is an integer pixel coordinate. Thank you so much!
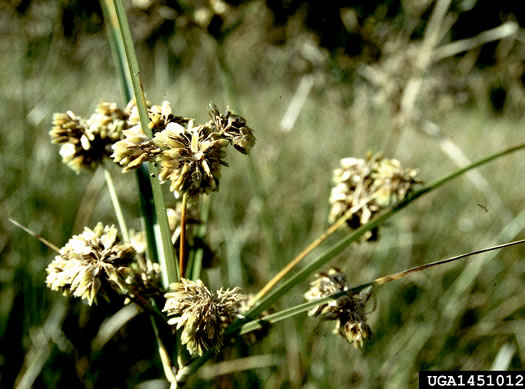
[{"left": 1, "top": 2, "right": 525, "bottom": 388}]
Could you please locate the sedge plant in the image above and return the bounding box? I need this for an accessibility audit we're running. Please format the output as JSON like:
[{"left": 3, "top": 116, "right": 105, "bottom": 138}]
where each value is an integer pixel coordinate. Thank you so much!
[{"left": 13, "top": 1, "right": 525, "bottom": 387}]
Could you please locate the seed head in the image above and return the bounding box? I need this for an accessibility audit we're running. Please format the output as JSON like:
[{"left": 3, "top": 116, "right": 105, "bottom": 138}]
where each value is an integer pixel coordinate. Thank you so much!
[
  {"left": 154, "top": 121, "right": 229, "bottom": 199},
  {"left": 304, "top": 268, "right": 373, "bottom": 348},
  {"left": 50, "top": 102, "right": 132, "bottom": 173},
  {"left": 88, "top": 101, "right": 129, "bottom": 141},
  {"left": 329, "top": 153, "right": 420, "bottom": 240},
  {"left": 209, "top": 104, "right": 256, "bottom": 154},
  {"left": 126, "top": 100, "right": 190, "bottom": 130},
  {"left": 124, "top": 230, "right": 163, "bottom": 301},
  {"left": 50, "top": 111, "right": 100, "bottom": 173},
  {"left": 111, "top": 125, "right": 160, "bottom": 172},
  {"left": 370, "top": 158, "right": 419, "bottom": 207},
  {"left": 46, "top": 223, "right": 135, "bottom": 305},
  {"left": 148, "top": 101, "right": 191, "bottom": 132},
  {"left": 112, "top": 101, "right": 255, "bottom": 199},
  {"left": 163, "top": 278, "right": 245, "bottom": 356}
]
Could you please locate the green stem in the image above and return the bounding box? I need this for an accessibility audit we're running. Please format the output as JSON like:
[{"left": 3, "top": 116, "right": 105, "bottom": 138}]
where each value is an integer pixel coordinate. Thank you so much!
[
  {"left": 101, "top": 0, "right": 158, "bottom": 266},
  {"left": 179, "top": 193, "right": 188, "bottom": 277},
  {"left": 150, "top": 315, "right": 177, "bottom": 386},
  {"left": 135, "top": 164, "right": 160, "bottom": 267},
  {"left": 112, "top": 0, "right": 179, "bottom": 285},
  {"left": 190, "top": 195, "right": 211, "bottom": 281},
  {"left": 103, "top": 163, "right": 129, "bottom": 242},
  {"left": 101, "top": 2, "right": 179, "bottom": 387},
  {"left": 100, "top": 0, "right": 132, "bottom": 102}
]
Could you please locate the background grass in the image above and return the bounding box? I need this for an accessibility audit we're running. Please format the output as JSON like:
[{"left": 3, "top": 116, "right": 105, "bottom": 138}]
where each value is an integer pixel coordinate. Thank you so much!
[{"left": 1, "top": 1, "right": 525, "bottom": 388}]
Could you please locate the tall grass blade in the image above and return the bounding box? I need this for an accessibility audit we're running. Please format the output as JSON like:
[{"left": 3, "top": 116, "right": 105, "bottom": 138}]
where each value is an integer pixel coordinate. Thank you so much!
[{"left": 99, "top": 0, "right": 132, "bottom": 102}]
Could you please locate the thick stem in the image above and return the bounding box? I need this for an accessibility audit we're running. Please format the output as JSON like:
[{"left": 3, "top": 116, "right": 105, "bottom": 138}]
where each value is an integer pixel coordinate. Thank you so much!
[
  {"left": 112, "top": 0, "right": 179, "bottom": 285},
  {"left": 100, "top": 0, "right": 158, "bottom": 266}
]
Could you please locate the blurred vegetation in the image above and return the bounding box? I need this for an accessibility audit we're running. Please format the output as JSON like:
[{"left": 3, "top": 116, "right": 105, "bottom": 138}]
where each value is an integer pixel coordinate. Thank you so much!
[{"left": 1, "top": 0, "right": 525, "bottom": 388}]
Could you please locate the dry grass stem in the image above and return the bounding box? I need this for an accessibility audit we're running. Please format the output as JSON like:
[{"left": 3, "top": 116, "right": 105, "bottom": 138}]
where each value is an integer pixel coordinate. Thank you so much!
[{"left": 9, "top": 219, "right": 61, "bottom": 253}]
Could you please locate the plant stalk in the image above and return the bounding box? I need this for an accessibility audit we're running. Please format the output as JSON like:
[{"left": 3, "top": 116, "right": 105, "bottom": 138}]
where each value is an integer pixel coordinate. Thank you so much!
[
  {"left": 112, "top": 0, "right": 179, "bottom": 285},
  {"left": 103, "top": 163, "right": 129, "bottom": 242},
  {"left": 101, "top": 0, "right": 159, "bottom": 267},
  {"left": 190, "top": 195, "right": 211, "bottom": 281},
  {"left": 253, "top": 197, "right": 376, "bottom": 302},
  {"left": 179, "top": 193, "right": 188, "bottom": 277},
  {"left": 150, "top": 316, "right": 177, "bottom": 387},
  {"left": 236, "top": 238, "right": 525, "bottom": 335}
]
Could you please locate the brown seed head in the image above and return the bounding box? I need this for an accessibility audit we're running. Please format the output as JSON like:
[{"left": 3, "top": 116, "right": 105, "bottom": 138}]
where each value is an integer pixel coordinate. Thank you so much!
[
  {"left": 209, "top": 103, "right": 256, "bottom": 154},
  {"left": 154, "top": 121, "right": 229, "bottom": 199},
  {"left": 88, "top": 101, "right": 129, "bottom": 141},
  {"left": 50, "top": 111, "right": 104, "bottom": 173},
  {"left": 304, "top": 268, "right": 373, "bottom": 348},
  {"left": 370, "top": 158, "right": 419, "bottom": 207},
  {"left": 163, "top": 278, "right": 245, "bottom": 356},
  {"left": 329, "top": 153, "right": 420, "bottom": 240},
  {"left": 50, "top": 102, "right": 132, "bottom": 173},
  {"left": 111, "top": 125, "right": 160, "bottom": 172}
]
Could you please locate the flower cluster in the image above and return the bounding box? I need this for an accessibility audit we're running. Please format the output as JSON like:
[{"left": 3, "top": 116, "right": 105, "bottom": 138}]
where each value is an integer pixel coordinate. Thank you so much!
[
  {"left": 46, "top": 223, "right": 135, "bottom": 305},
  {"left": 329, "top": 153, "right": 420, "bottom": 240},
  {"left": 154, "top": 120, "right": 229, "bottom": 198},
  {"left": 208, "top": 103, "right": 256, "bottom": 154},
  {"left": 304, "top": 268, "right": 373, "bottom": 348},
  {"left": 50, "top": 101, "right": 132, "bottom": 173},
  {"left": 163, "top": 278, "right": 245, "bottom": 356},
  {"left": 111, "top": 101, "right": 255, "bottom": 200},
  {"left": 125, "top": 230, "right": 163, "bottom": 301}
]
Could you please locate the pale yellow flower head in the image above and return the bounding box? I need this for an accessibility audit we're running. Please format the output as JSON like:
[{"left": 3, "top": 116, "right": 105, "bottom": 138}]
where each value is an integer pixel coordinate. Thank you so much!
[
  {"left": 154, "top": 121, "right": 229, "bottom": 199},
  {"left": 50, "top": 101, "right": 132, "bottom": 173},
  {"left": 163, "top": 278, "right": 244, "bottom": 356},
  {"left": 329, "top": 153, "right": 420, "bottom": 240},
  {"left": 46, "top": 223, "right": 135, "bottom": 305}
]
